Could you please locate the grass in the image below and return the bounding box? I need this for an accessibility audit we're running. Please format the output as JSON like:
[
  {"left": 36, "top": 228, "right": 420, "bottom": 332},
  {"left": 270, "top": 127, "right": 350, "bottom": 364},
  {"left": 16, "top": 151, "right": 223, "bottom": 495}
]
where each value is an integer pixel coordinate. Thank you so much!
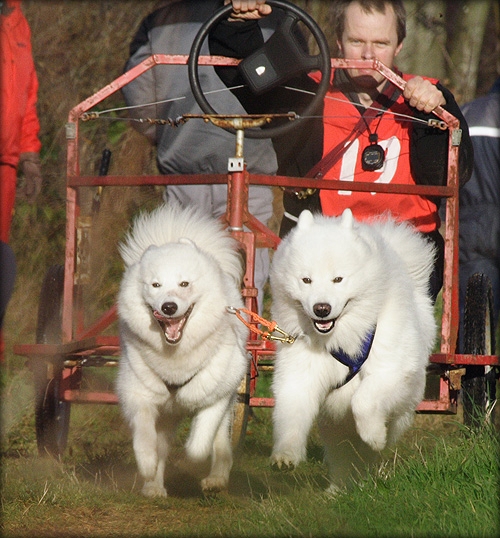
[{"left": 1, "top": 359, "right": 499, "bottom": 537}]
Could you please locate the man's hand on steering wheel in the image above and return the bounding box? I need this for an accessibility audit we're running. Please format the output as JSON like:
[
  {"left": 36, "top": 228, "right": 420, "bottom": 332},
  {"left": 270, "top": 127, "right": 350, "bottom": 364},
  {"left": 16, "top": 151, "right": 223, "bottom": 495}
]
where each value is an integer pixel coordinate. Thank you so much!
[{"left": 224, "top": 0, "right": 272, "bottom": 20}]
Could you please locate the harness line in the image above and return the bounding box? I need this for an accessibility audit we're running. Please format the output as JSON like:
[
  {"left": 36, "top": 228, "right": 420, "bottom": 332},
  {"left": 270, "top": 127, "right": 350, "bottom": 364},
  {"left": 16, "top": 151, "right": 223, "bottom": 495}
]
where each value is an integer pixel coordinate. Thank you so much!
[
  {"left": 227, "top": 305, "right": 375, "bottom": 388},
  {"left": 226, "top": 306, "right": 296, "bottom": 344}
]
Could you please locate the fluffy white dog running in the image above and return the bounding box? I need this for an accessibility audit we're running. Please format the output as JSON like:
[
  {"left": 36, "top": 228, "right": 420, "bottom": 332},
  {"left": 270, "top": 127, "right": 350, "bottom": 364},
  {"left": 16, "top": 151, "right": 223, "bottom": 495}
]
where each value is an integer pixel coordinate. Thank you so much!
[
  {"left": 269, "top": 209, "right": 436, "bottom": 492},
  {"left": 116, "top": 203, "right": 248, "bottom": 497}
]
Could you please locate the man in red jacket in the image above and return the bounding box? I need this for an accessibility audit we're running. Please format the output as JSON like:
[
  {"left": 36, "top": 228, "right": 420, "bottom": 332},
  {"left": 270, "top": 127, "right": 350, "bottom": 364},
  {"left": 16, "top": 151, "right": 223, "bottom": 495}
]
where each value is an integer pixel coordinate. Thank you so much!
[
  {"left": 0, "top": 0, "right": 43, "bottom": 359},
  {"left": 216, "top": 0, "right": 473, "bottom": 302}
]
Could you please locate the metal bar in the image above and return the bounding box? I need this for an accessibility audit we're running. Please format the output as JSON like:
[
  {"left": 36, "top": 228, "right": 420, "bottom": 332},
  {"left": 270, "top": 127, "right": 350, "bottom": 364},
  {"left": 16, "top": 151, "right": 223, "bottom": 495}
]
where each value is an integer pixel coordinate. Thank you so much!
[
  {"left": 13, "top": 338, "right": 275, "bottom": 361},
  {"left": 247, "top": 340, "right": 275, "bottom": 351},
  {"left": 62, "top": 187, "right": 77, "bottom": 342},
  {"left": 440, "top": 139, "right": 461, "bottom": 354},
  {"left": 13, "top": 338, "right": 98, "bottom": 357},
  {"left": 332, "top": 58, "right": 458, "bottom": 129},
  {"left": 67, "top": 173, "right": 455, "bottom": 197},
  {"left": 94, "top": 336, "right": 120, "bottom": 347},
  {"left": 68, "top": 174, "right": 228, "bottom": 187},
  {"left": 249, "top": 397, "right": 275, "bottom": 408},
  {"left": 431, "top": 353, "right": 499, "bottom": 366},
  {"left": 244, "top": 213, "right": 280, "bottom": 249},
  {"left": 416, "top": 401, "right": 457, "bottom": 413},
  {"left": 61, "top": 390, "right": 119, "bottom": 404},
  {"left": 250, "top": 175, "right": 455, "bottom": 196},
  {"left": 67, "top": 55, "right": 459, "bottom": 128},
  {"left": 64, "top": 357, "right": 119, "bottom": 368},
  {"left": 226, "top": 168, "right": 247, "bottom": 231},
  {"left": 417, "top": 375, "right": 457, "bottom": 413},
  {"left": 77, "top": 304, "right": 118, "bottom": 340},
  {"left": 68, "top": 55, "right": 240, "bottom": 122},
  {"left": 232, "top": 231, "right": 258, "bottom": 304}
]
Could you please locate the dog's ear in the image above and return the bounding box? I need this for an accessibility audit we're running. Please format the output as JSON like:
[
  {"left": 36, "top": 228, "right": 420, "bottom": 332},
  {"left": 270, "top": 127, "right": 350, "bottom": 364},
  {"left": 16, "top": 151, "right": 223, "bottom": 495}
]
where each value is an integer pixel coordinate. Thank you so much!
[
  {"left": 179, "top": 237, "right": 196, "bottom": 248},
  {"left": 144, "top": 244, "right": 160, "bottom": 255},
  {"left": 140, "top": 244, "right": 161, "bottom": 265},
  {"left": 297, "top": 210, "right": 314, "bottom": 230},
  {"left": 340, "top": 208, "right": 354, "bottom": 230}
]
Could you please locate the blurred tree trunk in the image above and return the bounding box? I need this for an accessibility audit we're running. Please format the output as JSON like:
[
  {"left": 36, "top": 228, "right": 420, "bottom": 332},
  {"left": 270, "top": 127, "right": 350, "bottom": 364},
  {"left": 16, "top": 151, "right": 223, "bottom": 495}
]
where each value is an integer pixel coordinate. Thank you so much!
[
  {"left": 397, "top": 1, "right": 447, "bottom": 79},
  {"left": 447, "top": 0, "right": 494, "bottom": 102}
]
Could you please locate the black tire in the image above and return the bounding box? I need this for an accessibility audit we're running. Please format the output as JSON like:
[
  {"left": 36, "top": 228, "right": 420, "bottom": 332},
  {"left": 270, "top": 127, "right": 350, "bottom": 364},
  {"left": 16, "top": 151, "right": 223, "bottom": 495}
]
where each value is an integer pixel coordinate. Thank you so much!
[
  {"left": 34, "top": 264, "right": 71, "bottom": 456},
  {"left": 461, "top": 273, "right": 497, "bottom": 429},
  {"left": 188, "top": 0, "right": 331, "bottom": 139}
]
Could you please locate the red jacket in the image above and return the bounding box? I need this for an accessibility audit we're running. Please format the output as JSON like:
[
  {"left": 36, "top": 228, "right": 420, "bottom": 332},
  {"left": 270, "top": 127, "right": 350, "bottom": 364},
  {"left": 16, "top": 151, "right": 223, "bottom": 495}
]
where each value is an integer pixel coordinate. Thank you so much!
[
  {"left": 0, "top": 0, "right": 41, "bottom": 168},
  {"left": 319, "top": 71, "right": 440, "bottom": 233}
]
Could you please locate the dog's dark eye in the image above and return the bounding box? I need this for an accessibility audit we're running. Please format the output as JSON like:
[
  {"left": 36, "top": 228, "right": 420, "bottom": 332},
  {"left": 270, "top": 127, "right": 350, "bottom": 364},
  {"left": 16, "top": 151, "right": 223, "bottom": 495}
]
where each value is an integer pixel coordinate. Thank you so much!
[
  {"left": 152, "top": 282, "right": 161, "bottom": 288},
  {"left": 179, "top": 281, "right": 189, "bottom": 288},
  {"left": 302, "top": 277, "right": 312, "bottom": 284},
  {"left": 333, "top": 277, "right": 343, "bottom": 283}
]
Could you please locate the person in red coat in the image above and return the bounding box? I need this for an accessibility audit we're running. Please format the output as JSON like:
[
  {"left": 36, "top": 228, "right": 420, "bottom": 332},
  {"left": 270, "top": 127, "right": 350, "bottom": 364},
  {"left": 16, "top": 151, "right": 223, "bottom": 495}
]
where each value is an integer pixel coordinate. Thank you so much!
[
  {"left": 0, "top": 0, "right": 43, "bottom": 359},
  {"left": 215, "top": 0, "right": 473, "bottom": 302}
]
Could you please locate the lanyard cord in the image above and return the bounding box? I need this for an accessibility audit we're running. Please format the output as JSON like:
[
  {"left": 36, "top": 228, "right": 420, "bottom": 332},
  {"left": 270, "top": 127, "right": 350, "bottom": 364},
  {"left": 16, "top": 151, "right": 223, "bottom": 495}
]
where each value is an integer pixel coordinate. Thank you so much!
[{"left": 362, "top": 111, "right": 384, "bottom": 144}]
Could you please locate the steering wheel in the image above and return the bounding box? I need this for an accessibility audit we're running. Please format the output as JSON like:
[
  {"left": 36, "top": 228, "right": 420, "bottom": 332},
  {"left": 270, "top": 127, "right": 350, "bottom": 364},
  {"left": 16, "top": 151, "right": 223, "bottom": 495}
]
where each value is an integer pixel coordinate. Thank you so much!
[{"left": 188, "top": 0, "right": 331, "bottom": 139}]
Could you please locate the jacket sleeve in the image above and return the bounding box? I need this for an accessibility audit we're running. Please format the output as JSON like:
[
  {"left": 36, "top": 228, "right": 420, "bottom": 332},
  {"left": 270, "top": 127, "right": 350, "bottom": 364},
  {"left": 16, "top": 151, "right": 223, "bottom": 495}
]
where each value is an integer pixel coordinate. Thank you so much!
[
  {"left": 19, "top": 43, "right": 42, "bottom": 155},
  {"left": 410, "top": 83, "right": 474, "bottom": 187}
]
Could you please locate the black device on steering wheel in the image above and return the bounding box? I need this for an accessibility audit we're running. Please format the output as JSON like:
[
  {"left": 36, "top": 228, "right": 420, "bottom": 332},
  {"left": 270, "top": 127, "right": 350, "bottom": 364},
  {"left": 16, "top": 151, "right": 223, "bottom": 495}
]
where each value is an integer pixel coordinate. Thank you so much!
[{"left": 188, "top": 0, "right": 331, "bottom": 139}]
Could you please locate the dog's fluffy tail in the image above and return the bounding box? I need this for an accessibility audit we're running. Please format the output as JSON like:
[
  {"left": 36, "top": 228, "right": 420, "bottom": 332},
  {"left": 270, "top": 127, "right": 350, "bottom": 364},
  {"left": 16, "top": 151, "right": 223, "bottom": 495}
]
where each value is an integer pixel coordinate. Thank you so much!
[
  {"left": 119, "top": 203, "right": 243, "bottom": 282},
  {"left": 375, "top": 219, "right": 436, "bottom": 297}
]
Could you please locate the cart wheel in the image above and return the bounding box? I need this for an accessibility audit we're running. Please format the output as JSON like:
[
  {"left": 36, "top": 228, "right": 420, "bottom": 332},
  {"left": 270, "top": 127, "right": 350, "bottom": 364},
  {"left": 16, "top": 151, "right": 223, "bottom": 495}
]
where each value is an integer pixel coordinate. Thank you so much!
[
  {"left": 232, "top": 366, "right": 251, "bottom": 451},
  {"left": 34, "top": 264, "right": 71, "bottom": 456},
  {"left": 188, "top": 0, "right": 331, "bottom": 139},
  {"left": 461, "top": 273, "right": 497, "bottom": 429}
]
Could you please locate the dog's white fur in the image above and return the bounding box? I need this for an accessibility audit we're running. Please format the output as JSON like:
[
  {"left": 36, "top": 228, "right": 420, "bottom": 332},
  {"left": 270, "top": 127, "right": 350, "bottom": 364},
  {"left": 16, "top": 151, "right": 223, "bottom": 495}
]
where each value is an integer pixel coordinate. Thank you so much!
[
  {"left": 269, "top": 209, "right": 436, "bottom": 492},
  {"left": 116, "top": 203, "right": 248, "bottom": 497}
]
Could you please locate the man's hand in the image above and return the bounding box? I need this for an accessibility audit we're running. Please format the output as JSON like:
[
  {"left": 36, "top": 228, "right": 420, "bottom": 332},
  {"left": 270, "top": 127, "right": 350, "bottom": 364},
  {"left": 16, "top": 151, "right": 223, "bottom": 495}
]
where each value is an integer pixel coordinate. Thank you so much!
[
  {"left": 403, "top": 76, "right": 446, "bottom": 114},
  {"left": 18, "top": 152, "right": 42, "bottom": 203},
  {"left": 224, "top": 0, "right": 272, "bottom": 20}
]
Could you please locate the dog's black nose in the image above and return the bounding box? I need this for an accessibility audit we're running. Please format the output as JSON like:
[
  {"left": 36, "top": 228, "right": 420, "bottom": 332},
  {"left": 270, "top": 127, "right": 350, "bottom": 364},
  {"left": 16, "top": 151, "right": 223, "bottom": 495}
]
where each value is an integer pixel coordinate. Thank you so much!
[
  {"left": 313, "top": 303, "right": 331, "bottom": 318},
  {"left": 161, "top": 302, "right": 178, "bottom": 316}
]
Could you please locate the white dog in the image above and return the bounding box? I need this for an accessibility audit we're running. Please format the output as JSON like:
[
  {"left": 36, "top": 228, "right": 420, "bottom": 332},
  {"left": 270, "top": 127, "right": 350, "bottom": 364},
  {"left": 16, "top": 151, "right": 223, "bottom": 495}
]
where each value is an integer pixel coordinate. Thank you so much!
[
  {"left": 116, "top": 203, "right": 248, "bottom": 497},
  {"left": 269, "top": 209, "right": 436, "bottom": 492}
]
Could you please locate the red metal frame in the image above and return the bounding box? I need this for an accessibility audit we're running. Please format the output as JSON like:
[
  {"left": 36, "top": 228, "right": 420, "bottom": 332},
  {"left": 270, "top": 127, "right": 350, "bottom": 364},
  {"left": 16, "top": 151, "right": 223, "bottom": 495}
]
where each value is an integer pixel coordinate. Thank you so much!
[{"left": 14, "top": 55, "right": 499, "bottom": 415}]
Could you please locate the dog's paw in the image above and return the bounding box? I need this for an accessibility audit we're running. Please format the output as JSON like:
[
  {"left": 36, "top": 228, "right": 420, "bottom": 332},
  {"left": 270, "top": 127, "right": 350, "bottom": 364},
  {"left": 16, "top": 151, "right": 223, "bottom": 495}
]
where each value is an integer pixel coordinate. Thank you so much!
[
  {"left": 201, "top": 475, "right": 228, "bottom": 493},
  {"left": 141, "top": 481, "right": 167, "bottom": 498},
  {"left": 270, "top": 452, "right": 300, "bottom": 471}
]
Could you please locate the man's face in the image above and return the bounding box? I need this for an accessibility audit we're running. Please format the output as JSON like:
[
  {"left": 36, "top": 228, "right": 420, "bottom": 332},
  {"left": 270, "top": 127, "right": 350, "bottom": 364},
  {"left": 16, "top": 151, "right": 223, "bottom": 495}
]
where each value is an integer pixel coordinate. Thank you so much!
[{"left": 337, "top": 1, "right": 403, "bottom": 91}]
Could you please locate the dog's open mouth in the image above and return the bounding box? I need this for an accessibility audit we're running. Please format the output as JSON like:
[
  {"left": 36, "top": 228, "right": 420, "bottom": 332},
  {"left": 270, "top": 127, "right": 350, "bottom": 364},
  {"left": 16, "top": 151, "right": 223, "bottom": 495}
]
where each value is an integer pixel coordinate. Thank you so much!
[
  {"left": 313, "top": 319, "right": 336, "bottom": 334},
  {"left": 153, "top": 304, "right": 194, "bottom": 344}
]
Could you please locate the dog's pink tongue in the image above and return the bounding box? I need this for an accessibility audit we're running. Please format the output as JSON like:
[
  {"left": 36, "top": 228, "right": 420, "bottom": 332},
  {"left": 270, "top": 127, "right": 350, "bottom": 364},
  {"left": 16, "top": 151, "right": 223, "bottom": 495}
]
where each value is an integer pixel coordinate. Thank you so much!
[
  {"left": 165, "top": 318, "right": 183, "bottom": 341},
  {"left": 153, "top": 310, "right": 186, "bottom": 343}
]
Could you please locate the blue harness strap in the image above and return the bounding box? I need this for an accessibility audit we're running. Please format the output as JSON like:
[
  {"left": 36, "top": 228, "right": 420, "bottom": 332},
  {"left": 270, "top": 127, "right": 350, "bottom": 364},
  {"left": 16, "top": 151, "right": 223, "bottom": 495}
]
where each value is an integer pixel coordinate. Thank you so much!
[{"left": 329, "top": 328, "right": 376, "bottom": 388}]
